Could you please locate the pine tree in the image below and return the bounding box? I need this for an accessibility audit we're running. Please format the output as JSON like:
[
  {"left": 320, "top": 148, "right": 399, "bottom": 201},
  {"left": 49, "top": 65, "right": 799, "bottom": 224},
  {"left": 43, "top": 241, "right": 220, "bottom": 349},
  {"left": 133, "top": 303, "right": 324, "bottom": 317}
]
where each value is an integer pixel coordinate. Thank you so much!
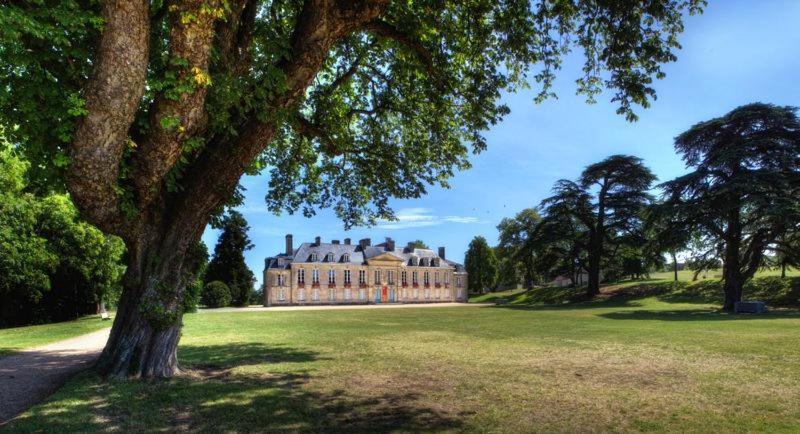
[
  {"left": 205, "top": 211, "right": 255, "bottom": 307},
  {"left": 465, "top": 236, "right": 499, "bottom": 294}
]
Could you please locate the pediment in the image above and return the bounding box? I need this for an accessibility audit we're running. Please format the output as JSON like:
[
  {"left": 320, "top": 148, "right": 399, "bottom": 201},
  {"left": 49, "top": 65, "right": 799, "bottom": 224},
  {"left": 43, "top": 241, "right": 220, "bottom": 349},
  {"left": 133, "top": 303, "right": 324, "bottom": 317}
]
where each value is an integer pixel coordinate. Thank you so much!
[{"left": 366, "top": 252, "right": 404, "bottom": 264}]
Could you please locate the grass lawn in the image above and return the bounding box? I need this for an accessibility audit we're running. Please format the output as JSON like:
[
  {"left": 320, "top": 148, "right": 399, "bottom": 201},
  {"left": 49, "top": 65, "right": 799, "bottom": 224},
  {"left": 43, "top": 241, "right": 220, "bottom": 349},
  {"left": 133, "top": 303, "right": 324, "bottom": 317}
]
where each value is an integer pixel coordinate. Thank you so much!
[
  {"left": 7, "top": 290, "right": 800, "bottom": 433},
  {"left": 0, "top": 315, "right": 111, "bottom": 357}
]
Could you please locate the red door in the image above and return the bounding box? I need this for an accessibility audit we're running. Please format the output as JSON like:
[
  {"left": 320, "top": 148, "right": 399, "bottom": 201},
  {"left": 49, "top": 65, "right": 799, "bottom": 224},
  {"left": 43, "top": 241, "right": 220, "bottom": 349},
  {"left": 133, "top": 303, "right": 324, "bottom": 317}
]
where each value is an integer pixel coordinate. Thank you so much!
[{"left": 381, "top": 286, "right": 388, "bottom": 303}]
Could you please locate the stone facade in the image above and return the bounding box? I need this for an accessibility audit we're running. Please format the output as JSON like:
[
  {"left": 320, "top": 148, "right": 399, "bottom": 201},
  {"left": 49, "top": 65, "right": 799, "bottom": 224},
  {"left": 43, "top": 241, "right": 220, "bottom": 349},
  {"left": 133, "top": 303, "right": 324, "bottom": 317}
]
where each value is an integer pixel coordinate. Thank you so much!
[{"left": 263, "top": 235, "right": 468, "bottom": 306}]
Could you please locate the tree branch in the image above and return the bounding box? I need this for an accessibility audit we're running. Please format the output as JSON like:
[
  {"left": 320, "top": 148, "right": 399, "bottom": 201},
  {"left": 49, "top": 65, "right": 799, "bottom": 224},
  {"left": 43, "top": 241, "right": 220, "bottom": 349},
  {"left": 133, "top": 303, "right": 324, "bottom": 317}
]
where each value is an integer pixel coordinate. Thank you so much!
[
  {"left": 363, "top": 19, "right": 443, "bottom": 86},
  {"left": 167, "top": 0, "right": 389, "bottom": 238},
  {"left": 132, "top": 0, "right": 220, "bottom": 210},
  {"left": 67, "top": 0, "right": 149, "bottom": 238}
]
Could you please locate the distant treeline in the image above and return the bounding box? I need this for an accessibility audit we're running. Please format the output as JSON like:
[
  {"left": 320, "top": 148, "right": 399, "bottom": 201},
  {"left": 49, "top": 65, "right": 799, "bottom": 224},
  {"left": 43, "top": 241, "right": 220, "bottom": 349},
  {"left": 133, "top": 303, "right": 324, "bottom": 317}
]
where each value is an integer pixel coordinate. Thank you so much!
[{"left": 467, "top": 103, "right": 800, "bottom": 311}]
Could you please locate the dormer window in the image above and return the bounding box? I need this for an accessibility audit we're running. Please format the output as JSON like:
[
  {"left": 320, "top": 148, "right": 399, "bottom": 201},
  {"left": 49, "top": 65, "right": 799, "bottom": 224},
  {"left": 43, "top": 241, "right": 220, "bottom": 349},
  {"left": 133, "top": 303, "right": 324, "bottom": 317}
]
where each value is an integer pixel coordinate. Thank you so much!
[
  {"left": 342, "top": 253, "right": 350, "bottom": 263},
  {"left": 411, "top": 257, "right": 419, "bottom": 266},
  {"left": 325, "top": 252, "right": 335, "bottom": 262},
  {"left": 421, "top": 258, "right": 429, "bottom": 267},
  {"left": 310, "top": 252, "right": 318, "bottom": 262}
]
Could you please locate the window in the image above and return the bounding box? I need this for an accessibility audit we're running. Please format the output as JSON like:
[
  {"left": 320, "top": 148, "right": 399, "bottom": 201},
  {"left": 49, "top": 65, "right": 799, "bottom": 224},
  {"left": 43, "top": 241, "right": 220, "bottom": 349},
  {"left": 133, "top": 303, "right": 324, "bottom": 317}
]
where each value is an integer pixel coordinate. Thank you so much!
[
  {"left": 414, "top": 288, "right": 419, "bottom": 299},
  {"left": 456, "top": 276, "right": 462, "bottom": 287},
  {"left": 421, "top": 258, "right": 429, "bottom": 267},
  {"left": 310, "top": 253, "right": 318, "bottom": 262},
  {"left": 445, "top": 273, "right": 450, "bottom": 285},
  {"left": 402, "top": 288, "right": 407, "bottom": 298},
  {"left": 328, "top": 269, "right": 335, "bottom": 284},
  {"left": 312, "top": 269, "right": 320, "bottom": 284},
  {"left": 344, "top": 270, "right": 351, "bottom": 285},
  {"left": 424, "top": 288, "right": 430, "bottom": 299},
  {"left": 298, "top": 269, "right": 305, "bottom": 285},
  {"left": 344, "top": 288, "right": 351, "bottom": 300},
  {"left": 342, "top": 253, "right": 350, "bottom": 263},
  {"left": 326, "top": 252, "right": 335, "bottom": 262},
  {"left": 388, "top": 270, "right": 394, "bottom": 284},
  {"left": 359, "top": 269, "right": 366, "bottom": 285},
  {"left": 312, "top": 288, "right": 319, "bottom": 301},
  {"left": 328, "top": 288, "right": 335, "bottom": 301},
  {"left": 401, "top": 271, "right": 407, "bottom": 285},
  {"left": 298, "top": 288, "right": 305, "bottom": 301},
  {"left": 374, "top": 270, "right": 381, "bottom": 284},
  {"left": 412, "top": 271, "right": 418, "bottom": 284},
  {"left": 359, "top": 288, "right": 365, "bottom": 300},
  {"left": 424, "top": 272, "right": 430, "bottom": 285},
  {"left": 435, "top": 272, "right": 440, "bottom": 284},
  {"left": 277, "top": 288, "right": 286, "bottom": 301}
]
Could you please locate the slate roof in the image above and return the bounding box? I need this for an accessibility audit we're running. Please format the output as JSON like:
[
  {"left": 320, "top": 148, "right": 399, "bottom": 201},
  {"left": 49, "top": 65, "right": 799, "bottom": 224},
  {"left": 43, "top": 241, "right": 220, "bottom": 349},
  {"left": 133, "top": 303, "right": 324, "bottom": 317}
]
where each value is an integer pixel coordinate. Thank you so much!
[
  {"left": 265, "top": 239, "right": 464, "bottom": 270},
  {"left": 292, "top": 242, "right": 364, "bottom": 264}
]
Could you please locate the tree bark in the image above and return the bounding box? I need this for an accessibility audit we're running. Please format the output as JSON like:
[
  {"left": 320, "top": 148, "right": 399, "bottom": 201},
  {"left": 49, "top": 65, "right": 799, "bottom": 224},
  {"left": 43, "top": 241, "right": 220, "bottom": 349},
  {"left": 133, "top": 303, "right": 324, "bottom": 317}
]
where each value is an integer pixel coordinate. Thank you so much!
[
  {"left": 96, "top": 214, "right": 201, "bottom": 378},
  {"left": 721, "top": 208, "right": 743, "bottom": 312},
  {"left": 671, "top": 251, "right": 678, "bottom": 282}
]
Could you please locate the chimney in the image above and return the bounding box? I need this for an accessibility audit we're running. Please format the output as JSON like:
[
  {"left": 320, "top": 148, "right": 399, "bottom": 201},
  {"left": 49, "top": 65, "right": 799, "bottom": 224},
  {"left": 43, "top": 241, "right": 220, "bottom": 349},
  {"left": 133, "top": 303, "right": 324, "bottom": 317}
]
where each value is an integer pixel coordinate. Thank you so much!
[
  {"left": 358, "top": 238, "right": 371, "bottom": 250},
  {"left": 344, "top": 238, "right": 351, "bottom": 245},
  {"left": 438, "top": 247, "right": 446, "bottom": 260},
  {"left": 385, "top": 237, "right": 395, "bottom": 251},
  {"left": 315, "top": 236, "right": 321, "bottom": 246},
  {"left": 332, "top": 240, "right": 340, "bottom": 245},
  {"left": 285, "top": 234, "right": 293, "bottom": 256}
]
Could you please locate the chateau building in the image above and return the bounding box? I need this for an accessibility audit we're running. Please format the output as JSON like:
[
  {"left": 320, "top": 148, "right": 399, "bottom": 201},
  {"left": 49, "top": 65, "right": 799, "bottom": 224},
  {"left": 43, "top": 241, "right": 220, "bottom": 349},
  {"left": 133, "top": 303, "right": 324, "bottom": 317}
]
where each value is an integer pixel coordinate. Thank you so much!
[{"left": 263, "top": 235, "right": 468, "bottom": 306}]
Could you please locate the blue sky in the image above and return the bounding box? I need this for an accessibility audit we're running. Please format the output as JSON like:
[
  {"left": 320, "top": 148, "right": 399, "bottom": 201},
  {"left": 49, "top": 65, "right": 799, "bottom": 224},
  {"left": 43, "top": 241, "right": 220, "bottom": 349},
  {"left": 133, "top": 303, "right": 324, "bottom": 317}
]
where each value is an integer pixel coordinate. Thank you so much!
[{"left": 203, "top": 0, "right": 800, "bottom": 287}]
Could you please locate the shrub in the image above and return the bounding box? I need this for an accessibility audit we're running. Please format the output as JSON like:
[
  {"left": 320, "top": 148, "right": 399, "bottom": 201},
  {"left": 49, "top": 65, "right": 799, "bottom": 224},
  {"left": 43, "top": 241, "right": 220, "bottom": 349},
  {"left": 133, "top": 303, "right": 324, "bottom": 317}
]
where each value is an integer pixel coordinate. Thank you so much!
[{"left": 202, "top": 281, "right": 231, "bottom": 308}]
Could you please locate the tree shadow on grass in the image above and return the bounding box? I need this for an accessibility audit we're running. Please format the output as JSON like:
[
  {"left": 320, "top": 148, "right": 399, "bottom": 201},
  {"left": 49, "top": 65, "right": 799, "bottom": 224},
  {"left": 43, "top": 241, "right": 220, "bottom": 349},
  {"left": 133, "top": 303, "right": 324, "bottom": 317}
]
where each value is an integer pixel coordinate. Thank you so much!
[
  {"left": 8, "top": 342, "right": 464, "bottom": 433},
  {"left": 599, "top": 308, "right": 800, "bottom": 321}
]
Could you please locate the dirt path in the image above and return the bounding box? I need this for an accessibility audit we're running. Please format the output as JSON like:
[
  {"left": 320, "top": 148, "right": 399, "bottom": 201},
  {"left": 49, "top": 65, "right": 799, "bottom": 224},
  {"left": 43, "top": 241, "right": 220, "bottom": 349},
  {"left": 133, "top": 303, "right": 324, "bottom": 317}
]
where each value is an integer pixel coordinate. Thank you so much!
[
  {"left": 201, "top": 302, "right": 493, "bottom": 313},
  {"left": 0, "top": 327, "right": 110, "bottom": 425}
]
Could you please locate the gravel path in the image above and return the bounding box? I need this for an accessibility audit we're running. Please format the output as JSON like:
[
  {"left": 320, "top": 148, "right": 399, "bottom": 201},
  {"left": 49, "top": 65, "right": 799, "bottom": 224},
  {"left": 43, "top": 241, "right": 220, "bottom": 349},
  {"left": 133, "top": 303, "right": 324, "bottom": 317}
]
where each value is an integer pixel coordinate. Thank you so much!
[
  {"left": 201, "top": 302, "right": 492, "bottom": 313},
  {"left": 0, "top": 327, "right": 110, "bottom": 425}
]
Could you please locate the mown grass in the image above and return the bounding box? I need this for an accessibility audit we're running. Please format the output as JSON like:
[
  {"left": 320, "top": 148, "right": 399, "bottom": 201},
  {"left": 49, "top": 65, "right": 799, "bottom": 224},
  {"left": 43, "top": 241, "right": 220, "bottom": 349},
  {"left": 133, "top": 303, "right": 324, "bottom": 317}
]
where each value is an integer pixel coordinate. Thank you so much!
[
  {"left": 8, "top": 291, "right": 800, "bottom": 433},
  {"left": 0, "top": 315, "right": 111, "bottom": 357}
]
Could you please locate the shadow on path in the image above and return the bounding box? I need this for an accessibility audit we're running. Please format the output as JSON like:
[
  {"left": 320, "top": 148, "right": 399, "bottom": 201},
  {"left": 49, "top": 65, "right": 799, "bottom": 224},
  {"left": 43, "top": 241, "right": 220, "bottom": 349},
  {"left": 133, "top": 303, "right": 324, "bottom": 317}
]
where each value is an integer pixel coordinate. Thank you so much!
[{"left": 0, "top": 328, "right": 110, "bottom": 424}]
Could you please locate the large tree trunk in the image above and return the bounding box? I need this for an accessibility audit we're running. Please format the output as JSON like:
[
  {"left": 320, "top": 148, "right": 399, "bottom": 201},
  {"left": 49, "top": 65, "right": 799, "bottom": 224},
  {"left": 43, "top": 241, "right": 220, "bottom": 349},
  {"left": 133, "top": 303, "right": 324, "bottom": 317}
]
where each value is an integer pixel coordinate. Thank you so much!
[
  {"left": 671, "top": 251, "right": 679, "bottom": 282},
  {"left": 586, "top": 229, "right": 602, "bottom": 297},
  {"left": 96, "top": 221, "right": 198, "bottom": 378},
  {"left": 721, "top": 208, "right": 743, "bottom": 312},
  {"left": 721, "top": 272, "right": 744, "bottom": 312}
]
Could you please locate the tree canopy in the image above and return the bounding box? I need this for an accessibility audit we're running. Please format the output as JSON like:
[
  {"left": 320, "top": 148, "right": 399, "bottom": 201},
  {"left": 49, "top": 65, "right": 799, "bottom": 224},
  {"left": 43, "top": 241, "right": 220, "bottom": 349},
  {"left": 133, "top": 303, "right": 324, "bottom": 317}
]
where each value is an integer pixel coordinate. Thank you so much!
[
  {"left": 0, "top": 146, "right": 125, "bottom": 326},
  {"left": 496, "top": 208, "right": 541, "bottom": 289},
  {"left": 465, "top": 236, "right": 499, "bottom": 294},
  {"left": 538, "top": 155, "right": 656, "bottom": 295},
  {"left": 658, "top": 103, "right": 800, "bottom": 310},
  {"left": 205, "top": 210, "right": 255, "bottom": 306}
]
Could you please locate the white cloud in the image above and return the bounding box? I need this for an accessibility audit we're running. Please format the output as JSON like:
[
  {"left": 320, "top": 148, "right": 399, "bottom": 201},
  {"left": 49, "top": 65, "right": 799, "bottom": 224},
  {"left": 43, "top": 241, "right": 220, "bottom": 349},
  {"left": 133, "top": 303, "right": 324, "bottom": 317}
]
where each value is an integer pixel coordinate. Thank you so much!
[{"left": 377, "top": 208, "right": 485, "bottom": 230}]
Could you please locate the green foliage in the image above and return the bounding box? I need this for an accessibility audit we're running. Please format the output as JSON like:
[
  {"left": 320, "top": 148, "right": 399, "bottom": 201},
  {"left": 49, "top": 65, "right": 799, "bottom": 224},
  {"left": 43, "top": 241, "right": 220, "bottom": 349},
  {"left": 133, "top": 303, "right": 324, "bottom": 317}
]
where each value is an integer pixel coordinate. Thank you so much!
[
  {"left": 0, "top": 1, "right": 101, "bottom": 193},
  {"left": 658, "top": 103, "right": 800, "bottom": 292},
  {"left": 0, "top": 0, "right": 704, "bottom": 228},
  {"left": 534, "top": 155, "right": 656, "bottom": 290},
  {"left": 182, "top": 241, "right": 209, "bottom": 313},
  {"left": 406, "top": 240, "right": 429, "bottom": 250},
  {"left": 0, "top": 147, "right": 125, "bottom": 326},
  {"left": 205, "top": 211, "right": 255, "bottom": 306},
  {"left": 202, "top": 281, "right": 231, "bottom": 308},
  {"left": 496, "top": 208, "right": 542, "bottom": 288},
  {"left": 464, "top": 236, "right": 499, "bottom": 293}
]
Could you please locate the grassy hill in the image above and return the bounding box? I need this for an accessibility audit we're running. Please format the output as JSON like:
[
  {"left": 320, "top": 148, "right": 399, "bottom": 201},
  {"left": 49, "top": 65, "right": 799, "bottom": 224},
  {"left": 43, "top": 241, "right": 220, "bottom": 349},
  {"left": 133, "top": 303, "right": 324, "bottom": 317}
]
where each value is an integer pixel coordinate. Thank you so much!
[{"left": 473, "top": 273, "right": 800, "bottom": 309}]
